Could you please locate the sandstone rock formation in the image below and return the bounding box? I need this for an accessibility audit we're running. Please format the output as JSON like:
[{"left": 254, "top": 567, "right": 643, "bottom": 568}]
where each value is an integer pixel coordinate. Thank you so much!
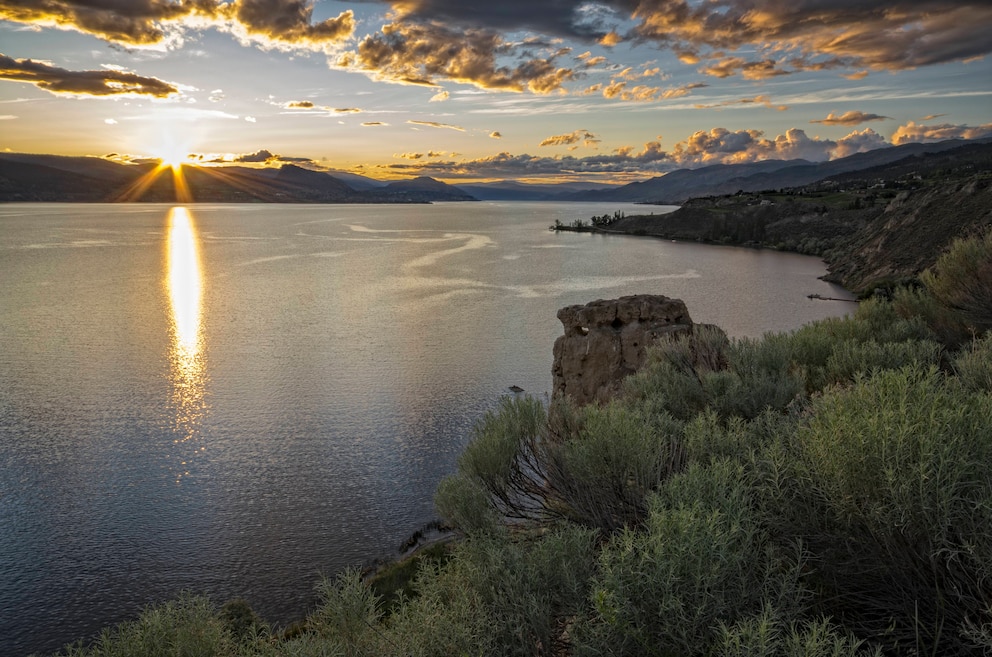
[{"left": 552, "top": 295, "right": 694, "bottom": 405}]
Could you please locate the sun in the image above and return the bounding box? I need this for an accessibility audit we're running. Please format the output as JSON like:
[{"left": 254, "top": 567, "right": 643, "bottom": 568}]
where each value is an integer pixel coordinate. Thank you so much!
[
  {"left": 149, "top": 127, "right": 193, "bottom": 171},
  {"left": 156, "top": 144, "right": 190, "bottom": 171}
]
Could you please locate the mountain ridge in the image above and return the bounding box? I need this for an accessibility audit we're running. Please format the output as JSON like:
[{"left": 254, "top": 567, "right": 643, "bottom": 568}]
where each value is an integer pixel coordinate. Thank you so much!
[{"left": 0, "top": 156, "right": 477, "bottom": 204}]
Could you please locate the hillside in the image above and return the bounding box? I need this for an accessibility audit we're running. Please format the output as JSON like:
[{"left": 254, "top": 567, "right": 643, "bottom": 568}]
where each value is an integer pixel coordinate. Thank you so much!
[
  {"left": 0, "top": 155, "right": 477, "bottom": 204},
  {"left": 563, "top": 141, "right": 992, "bottom": 294},
  {"left": 569, "top": 137, "right": 992, "bottom": 203}
]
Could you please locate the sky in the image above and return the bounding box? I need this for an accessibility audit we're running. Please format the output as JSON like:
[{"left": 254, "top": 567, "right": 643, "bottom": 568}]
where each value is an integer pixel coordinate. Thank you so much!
[{"left": 1, "top": 0, "right": 991, "bottom": 184}]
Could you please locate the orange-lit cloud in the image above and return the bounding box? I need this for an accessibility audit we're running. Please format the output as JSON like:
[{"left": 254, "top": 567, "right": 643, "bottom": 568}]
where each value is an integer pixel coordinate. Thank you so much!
[
  {"left": 489, "top": 131, "right": 502, "bottom": 139},
  {"left": 699, "top": 57, "right": 792, "bottom": 80},
  {"left": 891, "top": 120, "right": 992, "bottom": 144},
  {"left": 540, "top": 129, "right": 598, "bottom": 147},
  {"left": 337, "top": 20, "right": 576, "bottom": 93},
  {"left": 0, "top": 0, "right": 355, "bottom": 52},
  {"left": 0, "top": 53, "right": 178, "bottom": 97},
  {"left": 811, "top": 111, "right": 892, "bottom": 126},
  {"left": 666, "top": 126, "right": 888, "bottom": 165},
  {"left": 602, "top": 80, "right": 706, "bottom": 102},
  {"left": 378, "top": 125, "right": 899, "bottom": 180},
  {"left": 407, "top": 119, "right": 465, "bottom": 131},
  {"left": 694, "top": 95, "right": 787, "bottom": 111}
]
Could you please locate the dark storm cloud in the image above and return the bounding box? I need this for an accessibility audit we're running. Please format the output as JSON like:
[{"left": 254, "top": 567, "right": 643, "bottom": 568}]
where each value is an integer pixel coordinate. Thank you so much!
[
  {"left": 0, "top": 53, "right": 178, "bottom": 97},
  {"left": 617, "top": 0, "right": 992, "bottom": 74},
  {"left": 358, "top": 0, "right": 992, "bottom": 87},
  {"left": 377, "top": 0, "right": 615, "bottom": 40}
]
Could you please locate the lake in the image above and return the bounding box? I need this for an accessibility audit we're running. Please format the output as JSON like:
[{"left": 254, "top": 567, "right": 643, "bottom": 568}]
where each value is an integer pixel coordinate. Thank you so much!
[{"left": 0, "top": 202, "right": 855, "bottom": 655}]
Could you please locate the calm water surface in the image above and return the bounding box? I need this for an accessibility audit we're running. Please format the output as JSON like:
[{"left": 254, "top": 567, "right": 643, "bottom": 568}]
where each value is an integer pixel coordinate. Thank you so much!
[{"left": 0, "top": 202, "right": 854, "bottom": 655}]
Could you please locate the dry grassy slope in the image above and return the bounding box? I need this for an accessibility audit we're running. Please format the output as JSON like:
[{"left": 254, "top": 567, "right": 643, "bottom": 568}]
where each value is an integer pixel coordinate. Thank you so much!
[{"left": 824, "top": 175, "right": 992, "bottom": 293}]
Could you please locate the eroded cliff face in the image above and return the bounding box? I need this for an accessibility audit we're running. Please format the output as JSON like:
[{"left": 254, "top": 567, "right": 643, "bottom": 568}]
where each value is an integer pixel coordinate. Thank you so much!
[
  {"left": 824, "top": 175, "right": 992, "bottom": 292},
  {"left": 552, "top": 295, "right": 694, "bottom": 405}
]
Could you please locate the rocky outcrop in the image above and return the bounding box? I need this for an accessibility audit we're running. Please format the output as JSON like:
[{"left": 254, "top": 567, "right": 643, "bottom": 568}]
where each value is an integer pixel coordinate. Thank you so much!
[{"left": 552, "top": 295, "right": 694, "bottom": 405}]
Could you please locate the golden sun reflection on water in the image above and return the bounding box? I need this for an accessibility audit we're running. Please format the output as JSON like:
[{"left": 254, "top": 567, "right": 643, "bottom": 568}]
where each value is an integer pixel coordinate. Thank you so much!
[{"left": 166, "top": 206, "right": 207, "bottom": 482}]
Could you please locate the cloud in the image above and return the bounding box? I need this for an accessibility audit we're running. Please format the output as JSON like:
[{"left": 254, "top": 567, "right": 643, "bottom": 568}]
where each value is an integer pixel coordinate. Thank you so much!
[
  {"left": 811, "top": 111, "right": 892, "bottom": 126},
  {"left": 694, "top": 95, "right": 788, "bottom": 111},
  {"left": 602, "top": 80, "right": 706, "bottom": 102},
  {"left": 224, "top": 0, "right": 355, "bottom": 51},
  {"left": 698, "top": 57, "right": 792, "bottom": 80},
  {"left": 0, "top": 54, "right": 178, "bottom": 97},
  {"left": 430, "top": 89, "right": 450, "bottom": 102},
  {"left": 0, "top": 0, "right": 355, "bottom": 52},
  {"left": 490, "top": 131, "right": 502, "bottom": 139},
  {"left": 233, "top": 149, "right": 276, "bottom": 162},
  {"left": 623, "top": 0, "right": 992, "bottom": 74},
  {"left": 540, "top": 129, "right": 597, "bottom": 147},
  {"left": 336, "top": 20, "right": 576, "bottom": 93},
  {"left": 576, "top": 51, "right": 607, "bottom": 68},
  {"left": 364, "top": 1, "right": 992, "bottom": 85},
  {"left": 225, "top": 148, "right": 312, "bottom": 164},
  {"left": 665, "top": 126, "right": 889, "bottom": 165},
  {"left": 831, "top": 128, "right": 890, "bottom": 158},
  {"left": 380, "top": 125, "right": 897, "bottom": 180},
  {"left": 381, "top": 0, "right": 616, "bottom": 42},
  {"left": 362, "top": 121, "right": 387, "bottom": 126},
  {"left": 333, "top": 107, "right": 362, "bottom": 114},
  {"left": 891, "top": 120, "right": 992, "bottom": 145},
  {"left": 285, "top": 100, "right": 315, "bottom": 109},
  {"left": 407, "top": 119, "right": 465, "bottom": 131}
]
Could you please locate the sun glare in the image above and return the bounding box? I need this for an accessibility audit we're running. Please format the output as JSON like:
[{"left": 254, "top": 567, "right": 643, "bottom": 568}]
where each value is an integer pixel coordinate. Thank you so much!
[{"left": 158, "top": 146, "right": 188, "bottom": 171}]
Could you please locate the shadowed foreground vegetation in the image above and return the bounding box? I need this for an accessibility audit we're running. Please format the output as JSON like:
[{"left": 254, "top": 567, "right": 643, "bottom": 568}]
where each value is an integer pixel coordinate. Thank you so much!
[{"left": 51, "top": 231, "right": 992, "bottom": 656}]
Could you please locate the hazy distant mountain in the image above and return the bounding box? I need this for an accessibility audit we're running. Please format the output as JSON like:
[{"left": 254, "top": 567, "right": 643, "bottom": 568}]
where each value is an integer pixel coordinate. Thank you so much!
[
  {"left": 323, "top": 169, "right": 388, "bottom": 190},
  {"left": 274, "top": 164, "right": 358, "bottom": 201},
  {"left": 0, "top": 155, "right": 477, "bottom": 204},
  {"left": 382, "top": 176, "right": 477, "bottom": 202},
  {"left": 458, "top": 180, "right": 619, "bottom": 201},
  {"left": 569, "top": 138, "right": 992, "bottom": 203},
  {"left": 0, "top": 153, "right": 137, "bottom": 183},
  {"left": 4, "top": 139, "right": 989, "bottom": 204}
]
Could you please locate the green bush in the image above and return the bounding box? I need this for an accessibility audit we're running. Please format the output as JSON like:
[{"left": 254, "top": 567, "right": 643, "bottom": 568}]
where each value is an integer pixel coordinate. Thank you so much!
[
  {"left": 627, "top": 328, "right": 805, "bottom": 422},
  {"left": 382, "top": 525, "right": 597, "bottom": 656},
  {"left": 768, "top": 365, "right": 992, "bottom": 655},
  {"left": 953, "top": 333, "right": 992, "bottom": 393},
  {"left": 822, "top": 338, "right": 942, "bottom": 384},
  {"left": 437, "top": 396, "right": 686, "bottom": 533},
  {"left": 57, "top": 593, "right": 229, "bottom": 657},
  {"left": 922, "top": 228, "right": 992, "bottom": 336},
  {"left": 578, "top": 460, "right": 809, "bottom": 657},
  {"left": 717, "top": 608, "right": 881, "bottom": 657},
  {"left": 892, "top": 285, "right": 972, "bottom": 347}
]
